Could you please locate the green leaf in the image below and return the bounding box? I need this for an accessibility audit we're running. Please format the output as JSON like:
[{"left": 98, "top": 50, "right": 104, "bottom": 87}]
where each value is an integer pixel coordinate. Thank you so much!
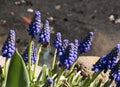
[
  {"left": 79, "top": 75, "right": 92, "bottom": 87},
  {"left": 72, "top": 71, "right": 81, "bottom": 82},
  {"left": 89, "top": 79, "right": 102, "bottom": 87},
  {"left": 36, "top": 65, "right": 47, "bottom": 85},
  {"left": 41, "top": 65, "right": 47, "bottom": 83},
  {"left": 102, "top": 79, "right": 114, "bottom": 87},
  {"left": 67, "top": 73, "right": 74, "bottom": 85},
  {"left": 83, "top": 70, "right": 102, "bottom": 87},
  {"left": 96, "top": 79, "right": 102, "bottom": 87},
  {"left": 5, "top": 50, "right": 29, "bottom": 87}
]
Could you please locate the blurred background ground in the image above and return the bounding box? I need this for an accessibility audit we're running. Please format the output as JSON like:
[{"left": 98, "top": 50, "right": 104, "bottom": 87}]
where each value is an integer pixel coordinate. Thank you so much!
[{"left": 1, "top": 0, "right": 120, "bottom": 56}]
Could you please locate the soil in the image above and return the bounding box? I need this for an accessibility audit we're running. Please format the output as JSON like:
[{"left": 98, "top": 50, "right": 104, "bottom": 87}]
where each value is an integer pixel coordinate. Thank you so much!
[{"left": 1, "top": 0, "right": 120, "bottom": 56}]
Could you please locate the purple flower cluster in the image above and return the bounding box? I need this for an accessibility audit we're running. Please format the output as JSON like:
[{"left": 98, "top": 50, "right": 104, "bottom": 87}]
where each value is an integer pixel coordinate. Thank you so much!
[
  {"left": 22, "top": 41, "right": 37, "bottom": 64},
  {"left": 92, "top": 44, "right": 120, "bottom": 73},
  {"left": 73, "top": 39, "right": 79, "bottom": 59},
  {"left": 53, "top": 34, "right": 79, "bottom": 69},
  {"left": 27, "top": 11, "right": 41, "bottom": 38},
  {"left": 31, "top": 48, "right": 37, "bottom": 64},
  {"left": 53, "top": 32, "right": 62, "bottom": 48},
  {"left": 78, "top": 32, "right": 93, "bottom": 54},
  {"left": 109, "top": 60, "right": 120, "bottom": 87},
  {"left": 2, "top": 30, "right": 15, "bottom": 58},
  {"left": 59, "top": 43, "right": 78, "bottom": 69},
  {"left": 57, "top": 39, "right": 69, "bottom": 56},
  {"left": 47, "top": 77, "right": 53, "bottom": 84},
  {"left": 38, "top": 20, "right": 50, "bottom": 45}
]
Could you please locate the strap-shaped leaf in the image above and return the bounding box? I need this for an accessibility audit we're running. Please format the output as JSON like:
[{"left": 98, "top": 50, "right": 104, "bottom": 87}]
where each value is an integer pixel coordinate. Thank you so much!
[
  {"left": 96, "top": 79, "right": 102, "bottom": 87},
  {"left": 5, "top": 50, "right": 29, "bottom": 87},
  {"left": 89, "top": 79, "right": 102, "bottom": 87}
]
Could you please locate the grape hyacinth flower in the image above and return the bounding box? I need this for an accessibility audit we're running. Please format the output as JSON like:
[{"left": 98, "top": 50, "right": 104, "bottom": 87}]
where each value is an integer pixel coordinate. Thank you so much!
[
  {"left": 59, "top": 43, "right": 78, "bottom": 69},
  {"left": 92, "top": 56, "right": 106, "bottom": 72},
  {"left": 2, "top": 30, "right": 15, "bottom": 58},
  {"left": 27, "top": 11, "right": 41, "bottom": 38},
  {"left": 57, "top": 39, "right": 69, "bottom": 56},
  {"left": 43, "top": 77, "right": 53, "bottom": 87},
  {"left": 73, "top": 39, "right": 79, "bottom": 59},
  {"left": 109, "top": 60, "right": 120, "bottom": 87},
  {"left": 78, "top": 32, "right": 93, "bottom": 54},
  {"left": 31, "top": 48, "right": 37, "bottom": 64},
  {"left": 63, "top": 39, "right": 69, "bottom": 48},
  {"left": 92, "top": 44, "right": 120, "bottom": 73},
  {"left": 47, "top": 77, "right": 53, "bottom": 84},
  {"left": 22, "top": 41, "right": 37, "bottom": 64},
  {"left": 38, "top": 20, "right": 50, "bottom": 45},
  {"left": 53, "top": 32, "right": 62, "bottom": 48}
]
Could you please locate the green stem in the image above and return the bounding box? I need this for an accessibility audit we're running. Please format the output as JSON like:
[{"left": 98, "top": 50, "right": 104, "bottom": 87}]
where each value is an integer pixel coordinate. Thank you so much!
[
  {"left": 51, "top": 49, "right": 57, "bottom": 70},
  {"left": 68, "top": 57, "right": 78, "bottom": 75},
  {"left": 56, "top": 67, "right": 65, "bottom": 85},
  {"left": 32, "top": 44, "right": 42, "bottom": 80},
  {"left": 84, "top": 70, "right": 102, "bottom": 87},
  {"left": 28, "top": 38, "right": 33, "bottom": 81},
  {"left": 2, "top": 58, "right": 10, "bottom": 87},
  {"left": 3, "top": 58, "right": 10, "bottom": 77}
]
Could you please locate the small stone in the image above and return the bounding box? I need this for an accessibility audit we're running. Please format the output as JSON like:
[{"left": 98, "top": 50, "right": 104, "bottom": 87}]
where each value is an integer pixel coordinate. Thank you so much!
[
  {"left": 0, "top": 19, "right": 6, "bottom": 24},
  {"left": 27, "top": 8, "right": 34, "bottom": 13},
  {"left": 50, "top": 26, "right": 54, "bottom": 33},
  {"left": 109, "top": 15, "right": 115, "bottom": 22},
  {"left": 115, "top": 18, "right": 120, "bottom": 24},
  {"left": 10, "top": 12, "right": 14, "bottom": 16},
  {"left": 3, "top": 20, "right": 6, "bottom": 24},
  {"left": 55, "top": 5, "right": 61, "bottom": 10},
  {"left": 47, "top": 17, "right": 54, "bottom": 22},
  {"left": 14, "top": 1, "right": 21, "bottom": 5}
]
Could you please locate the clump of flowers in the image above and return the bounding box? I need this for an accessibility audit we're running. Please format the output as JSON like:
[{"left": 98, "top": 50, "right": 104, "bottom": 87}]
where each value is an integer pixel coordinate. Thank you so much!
[
  {"left": 59, "top": 43, "right": 78, "bottom": 69},
  {"left": 1, "top": 11, "right": 120, "bottom": 87},
  {"left": 2, "top": 30, "right": 15, "bottom": 58}
]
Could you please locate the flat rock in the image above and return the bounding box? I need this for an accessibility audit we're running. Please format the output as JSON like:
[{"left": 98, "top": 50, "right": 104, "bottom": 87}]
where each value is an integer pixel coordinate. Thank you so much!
[{"left": 77, "top": 56, "right": 116, "bottom": 86}]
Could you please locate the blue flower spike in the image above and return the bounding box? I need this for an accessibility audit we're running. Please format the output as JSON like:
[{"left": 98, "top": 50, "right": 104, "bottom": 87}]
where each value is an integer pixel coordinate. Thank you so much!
[
  {"left": 27, "top": 11, "right": 41, "bottom": 38},
  {"left": 63, "top": 39, "right": 69, "bottom": 48},
  {"left": 38, "top": 20, "right": 50, "bottom": 45},
  {"left": 92, "top": 44, "right": 120, "bottom": 73},
  {"left": 56, "top": 39, "right": 69, "bottom": 56},
  {"left": 47, "top": 77, "right": 53, "bottom": 84},
  {"left": 78, "top": 32, "right": 93, "bottom": 54},
  {"left": 53, "top": 32, "right": 62, "bottom": 48},
  {"left": 22, "top": 41, "right": 37, "bottom": 64},
  {"left": 2, "top": 30, "right": 15, "bottom": 58},
  {"left": 109, "top": 60, "right": 120, "bottom": 87},
  {"left": 59, "top": 43, "right": 77, "bottom": 69},
  {"left": 31, "top": 48, "right": 37, "bottom": 64},
  {"left": 73, "top": 39, "right": 79, "bottom": 59}
]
